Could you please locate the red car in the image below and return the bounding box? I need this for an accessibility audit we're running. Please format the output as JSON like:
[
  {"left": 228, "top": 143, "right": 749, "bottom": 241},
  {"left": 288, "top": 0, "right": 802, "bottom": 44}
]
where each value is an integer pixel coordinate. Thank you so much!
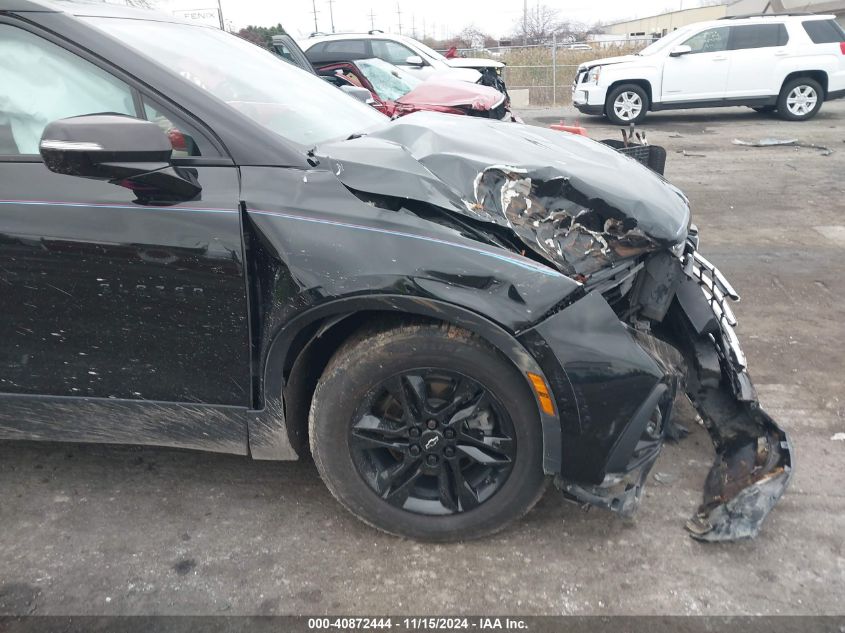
[{"left": 315, "top": 57, "right": 515, "bottom": 120}]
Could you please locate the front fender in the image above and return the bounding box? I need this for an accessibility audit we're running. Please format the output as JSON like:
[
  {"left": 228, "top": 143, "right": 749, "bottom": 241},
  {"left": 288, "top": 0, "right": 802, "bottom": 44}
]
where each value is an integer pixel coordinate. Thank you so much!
[{"left": 240, "top": 166, "right": 582, "bottom": 466}]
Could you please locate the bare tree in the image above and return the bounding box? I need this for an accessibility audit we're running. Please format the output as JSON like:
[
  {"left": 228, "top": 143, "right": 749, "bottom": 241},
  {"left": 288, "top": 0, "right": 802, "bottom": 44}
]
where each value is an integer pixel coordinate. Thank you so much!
[
  {"left": 454, "top": 25, "right": 494, "bottom": 49},
  {"left": 513, "top": 3, "right": 561, "bottom": 45}
]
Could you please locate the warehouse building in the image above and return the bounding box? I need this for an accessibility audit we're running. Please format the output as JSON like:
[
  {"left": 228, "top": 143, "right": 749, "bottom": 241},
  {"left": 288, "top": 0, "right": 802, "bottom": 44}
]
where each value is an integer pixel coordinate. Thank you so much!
[{"left": 604, "top": 0, "right": 845, "bottom": 40}]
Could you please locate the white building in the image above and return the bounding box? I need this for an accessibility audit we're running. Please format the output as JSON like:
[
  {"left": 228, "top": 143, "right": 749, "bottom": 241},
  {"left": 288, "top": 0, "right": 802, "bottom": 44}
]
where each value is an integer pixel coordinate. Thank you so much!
[{"left": 604, "top": 0, "right": 845, "bottom": 41}]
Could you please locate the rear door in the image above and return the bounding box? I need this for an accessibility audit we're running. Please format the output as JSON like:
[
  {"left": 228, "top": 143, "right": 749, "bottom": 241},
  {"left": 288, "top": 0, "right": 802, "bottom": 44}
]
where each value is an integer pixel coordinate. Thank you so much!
[
  {"left": 724, "top": 23, "right": 790, "bottom": 99},
  {"left": 661, "top": 26, "right": 731, "bottom": 102},
  {"left": 0, "top": 21, "right": 250, "bottom": 405}
]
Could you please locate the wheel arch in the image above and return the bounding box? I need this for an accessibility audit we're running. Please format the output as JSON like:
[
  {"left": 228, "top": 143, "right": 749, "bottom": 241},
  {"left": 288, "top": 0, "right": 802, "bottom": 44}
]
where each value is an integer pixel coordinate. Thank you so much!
[
  {"left": 247, "top": 295, "right": 571, "bottom": 476},
  {"left": 606, "top": 79, "right": 653, "bottom": 111},
  {"left": 781, "top": 70, "right": 828, "bottom": 97}
]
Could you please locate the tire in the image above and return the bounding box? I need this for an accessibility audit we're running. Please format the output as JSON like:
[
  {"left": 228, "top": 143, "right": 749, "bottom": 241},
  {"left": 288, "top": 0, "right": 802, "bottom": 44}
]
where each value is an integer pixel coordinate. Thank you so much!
[
  {"left": 605, "top": 83, "right": 649, "bottom": 126},
  {"left": 309, "top": 321, "right": 547, "bottom": 541},
  {"left": 751, "top": 105, "right": 776, "bottom": 113},
  {"left": 777, "top": 77, "right": 823, "bottom": 121}
]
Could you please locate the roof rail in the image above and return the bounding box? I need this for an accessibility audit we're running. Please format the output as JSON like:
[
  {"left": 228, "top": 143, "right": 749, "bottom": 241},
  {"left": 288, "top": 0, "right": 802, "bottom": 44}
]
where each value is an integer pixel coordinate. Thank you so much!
[
  {"left": 308, "top": 31, "right": 328, "bottom": 37},
  {"left": 719, "top": 12, "right": 816, "bottom": 20},
  {"left": 368, "top": 29, "right": 384, "bottom": 34}
]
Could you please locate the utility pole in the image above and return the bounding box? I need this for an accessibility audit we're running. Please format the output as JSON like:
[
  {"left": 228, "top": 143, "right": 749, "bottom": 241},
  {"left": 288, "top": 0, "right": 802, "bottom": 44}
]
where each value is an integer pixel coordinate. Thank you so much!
[
  {"left": 216, "top": 0, "right": 224, "bottom": 30},
  {"left": 327, "top": 0, "right": 335, "bottom": 32},
  {"left": 411, "top": 14, "right": 415, "bottom": 39},
  {"left": 396, "top": 2, "right": 402, "bottom": 35},
  {"left": 522, "top": 0, "right": 527, "bottom": 45},
  {"left": 310, "top": 0, "right": 319, "bottom": 33},
  {"left": 422, "top": 17, "right": 426, "bottom": 39},
  {"left": 368, "top": 8, "right": 376, "bottom": 31}
]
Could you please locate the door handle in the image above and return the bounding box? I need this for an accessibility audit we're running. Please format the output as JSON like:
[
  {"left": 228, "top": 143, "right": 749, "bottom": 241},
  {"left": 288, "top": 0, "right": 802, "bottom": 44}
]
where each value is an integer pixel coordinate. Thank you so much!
[
  {"left": 713, "top": 56, "right": 728, "bottom": 61},
  {"left": 774, "top": 51, "right": 788, "bottom": 57}
]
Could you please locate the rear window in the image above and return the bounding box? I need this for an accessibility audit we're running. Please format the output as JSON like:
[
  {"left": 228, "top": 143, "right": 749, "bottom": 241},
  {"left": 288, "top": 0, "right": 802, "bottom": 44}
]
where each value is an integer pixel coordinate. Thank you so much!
[
  {"left": 802, "top": 19, "right": 845, "bottom": 44},
  {"left": 729, "top": 24, "right": 789, "bottom": 50}
]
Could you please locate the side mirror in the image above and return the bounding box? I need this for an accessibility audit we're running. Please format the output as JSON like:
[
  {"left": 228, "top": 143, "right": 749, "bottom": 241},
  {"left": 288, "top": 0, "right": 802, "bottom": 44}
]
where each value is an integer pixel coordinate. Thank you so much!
[
  {"left": 340, "top": 85, "right": 378, "bottom": 105},
  {"left": 404, "top": 55, "right": 425, "bottom": 66},
  {"left": 669, "top": 45, "right": 692, "bottom": 57},
  {"left": 39, "top": 114, "right": 201, "bottom": 203}
]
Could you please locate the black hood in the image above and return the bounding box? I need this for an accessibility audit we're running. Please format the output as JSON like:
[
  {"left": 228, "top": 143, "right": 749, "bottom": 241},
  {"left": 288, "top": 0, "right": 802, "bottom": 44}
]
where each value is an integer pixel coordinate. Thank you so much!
[{"left": 315, "top": 112, "right": 690, "bottom": 276}]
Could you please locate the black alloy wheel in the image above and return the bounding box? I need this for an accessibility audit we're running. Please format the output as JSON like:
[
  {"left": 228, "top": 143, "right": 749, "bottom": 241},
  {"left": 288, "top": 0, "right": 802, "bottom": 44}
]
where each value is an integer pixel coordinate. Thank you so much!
[
  {"left": 349, "top": 369, "right": 516, "bottom": 516},
  {"left": 309, "top": 322, "right": 546, "bottom": 541}
]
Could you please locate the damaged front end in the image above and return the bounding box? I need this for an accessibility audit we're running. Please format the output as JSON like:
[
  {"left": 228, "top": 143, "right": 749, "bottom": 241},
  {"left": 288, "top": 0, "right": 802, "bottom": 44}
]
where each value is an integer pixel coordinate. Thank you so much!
[
  {"left": 314, "top": 112, "right": 793, "bottom": 540},
  {"left": 662, "top": 239, "right": 794, "bottom": 541},
  {"left": 567, "top": 238, "right": 794, "bottom": 541}
]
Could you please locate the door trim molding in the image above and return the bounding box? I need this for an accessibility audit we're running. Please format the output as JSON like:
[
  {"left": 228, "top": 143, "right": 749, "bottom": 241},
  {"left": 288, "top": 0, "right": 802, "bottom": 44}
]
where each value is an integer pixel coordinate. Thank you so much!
[{"left": 0, "top": 393, "right": 248, "bottom": 454}]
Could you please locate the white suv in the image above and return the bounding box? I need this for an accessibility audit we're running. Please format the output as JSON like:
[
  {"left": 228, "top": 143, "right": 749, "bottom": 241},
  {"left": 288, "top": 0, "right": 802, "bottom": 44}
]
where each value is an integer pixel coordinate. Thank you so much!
[
  {"left": 302, "top": 32, "right": 506, "bottom": 90},
  {"left": 573, "top": 14, "right": 845, "bottom": 124}
]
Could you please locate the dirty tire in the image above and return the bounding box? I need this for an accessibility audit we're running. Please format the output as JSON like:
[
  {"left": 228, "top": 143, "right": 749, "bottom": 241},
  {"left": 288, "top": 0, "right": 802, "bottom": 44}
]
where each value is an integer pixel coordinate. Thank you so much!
[
  {"left": 776, "top": 77, "right": 823, "bottom": 121},
  {"left": 605, "top": 83, "right": 649, "bottom": 126},
  {"left": 309, "top": 322, "right": 546, "bottom": 541}
]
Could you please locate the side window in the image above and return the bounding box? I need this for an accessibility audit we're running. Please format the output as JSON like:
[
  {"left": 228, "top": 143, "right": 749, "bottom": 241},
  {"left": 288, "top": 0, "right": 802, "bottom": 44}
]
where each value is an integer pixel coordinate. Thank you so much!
[
  {"left": 802, "top": 19, "right": 845, "bottom": 44},
  {"left": 141, "top": 97, "right": 218, "bottom": 158},
  {"left": 0, "top": 25, "right": 136, "bottom": 156},
  {"left": 729, "top": 24, "right": 789, "bottom": 50},
  {"left": 323, "top": 39, "right": 367, "bottom": 58},
  {"left": 682, "top": 27, "right": 730, "bottom": 54},
  {"left": 372, "top": 40, "right": 417, "bottom": 65},
  {"left": 274, "top": 43, "right": 297, "bottom": 64}
]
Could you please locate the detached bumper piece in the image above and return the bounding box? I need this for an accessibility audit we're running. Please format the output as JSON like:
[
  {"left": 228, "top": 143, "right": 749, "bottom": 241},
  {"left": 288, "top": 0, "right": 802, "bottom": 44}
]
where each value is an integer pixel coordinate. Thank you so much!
[{"left": 675, "top": 244, "right": 794, "bottom": 542}]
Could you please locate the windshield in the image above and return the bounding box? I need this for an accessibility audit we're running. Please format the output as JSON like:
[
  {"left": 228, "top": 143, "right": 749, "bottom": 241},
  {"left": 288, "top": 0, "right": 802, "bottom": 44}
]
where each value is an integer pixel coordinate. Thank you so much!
[
  {"left": 84, "top": 18, "right": 387, "bottom": 146},
  {"left": 357, "top": 58, "right": 421, "bottom": 101},
  {"left": 409, "top": 39, "right": 449, "bottom": 62},
  {"left": 637, "top": 26, "right": 696, "bottom": 55}
]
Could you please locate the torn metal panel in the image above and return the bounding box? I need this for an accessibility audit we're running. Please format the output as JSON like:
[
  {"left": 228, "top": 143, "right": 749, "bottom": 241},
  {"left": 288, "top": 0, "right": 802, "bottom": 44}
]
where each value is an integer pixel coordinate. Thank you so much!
[{"left": 733, "top": 137, "right": 834, "bottom": 156}]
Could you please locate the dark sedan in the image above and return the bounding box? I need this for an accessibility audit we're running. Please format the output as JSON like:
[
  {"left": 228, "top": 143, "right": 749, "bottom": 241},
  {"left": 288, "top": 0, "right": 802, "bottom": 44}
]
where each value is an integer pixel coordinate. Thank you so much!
[{"left": 0, "top": 0, "right": 791, "bottom": 542}]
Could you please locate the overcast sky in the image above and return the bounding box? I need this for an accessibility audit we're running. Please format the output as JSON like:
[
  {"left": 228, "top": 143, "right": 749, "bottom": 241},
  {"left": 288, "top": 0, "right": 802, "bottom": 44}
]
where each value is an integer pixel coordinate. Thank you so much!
[{"left": 162, "top": 0, "right": 709, "bottom": 39}]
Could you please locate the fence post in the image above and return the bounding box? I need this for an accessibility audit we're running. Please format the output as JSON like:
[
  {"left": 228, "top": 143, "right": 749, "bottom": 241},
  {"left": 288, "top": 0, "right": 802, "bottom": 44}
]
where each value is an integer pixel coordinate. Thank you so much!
[{"left": 551, "top": 33, "right": 557, "bottom": 107}]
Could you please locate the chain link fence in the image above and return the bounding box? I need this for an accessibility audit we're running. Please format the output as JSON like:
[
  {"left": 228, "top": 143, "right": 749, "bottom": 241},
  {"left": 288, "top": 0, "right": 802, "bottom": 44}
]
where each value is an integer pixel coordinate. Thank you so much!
[{"left": 452, "top": 38, "right": 652, "bottom": 107}]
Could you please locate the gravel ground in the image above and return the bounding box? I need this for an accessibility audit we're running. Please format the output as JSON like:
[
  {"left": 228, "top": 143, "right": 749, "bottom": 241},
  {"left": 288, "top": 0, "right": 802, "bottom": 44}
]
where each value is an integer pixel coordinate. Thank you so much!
[{"left": 1, "top": 101, "right": 844, "bottom": 617}]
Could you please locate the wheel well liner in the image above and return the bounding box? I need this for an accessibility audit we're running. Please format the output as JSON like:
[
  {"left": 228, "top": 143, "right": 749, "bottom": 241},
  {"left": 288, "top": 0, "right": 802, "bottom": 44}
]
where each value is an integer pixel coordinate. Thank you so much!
[
  {"left": 781, "top": 70, "right": 828, "bottom": 97},
  {"left": 249, "top": 295, "right": 569, "bottom": 475}
]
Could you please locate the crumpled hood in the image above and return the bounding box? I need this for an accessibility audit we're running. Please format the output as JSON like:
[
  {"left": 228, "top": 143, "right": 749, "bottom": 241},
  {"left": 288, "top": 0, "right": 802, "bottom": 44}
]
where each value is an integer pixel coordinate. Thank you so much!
[
  {"left": 578, "top": 54, "right": 640, "bottom": 72},
  {"left": 397, "top": 79, "right": 504, "bottom": 110},
  {"left": 315, "top": 111, "right": 690, "bottom": 275}
]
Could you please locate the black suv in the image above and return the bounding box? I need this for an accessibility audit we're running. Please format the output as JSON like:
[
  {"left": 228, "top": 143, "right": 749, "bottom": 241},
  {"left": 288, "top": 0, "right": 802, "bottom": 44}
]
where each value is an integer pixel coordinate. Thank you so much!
[{"left": 0, "top": 0, "right": 791, "bottom": 541}]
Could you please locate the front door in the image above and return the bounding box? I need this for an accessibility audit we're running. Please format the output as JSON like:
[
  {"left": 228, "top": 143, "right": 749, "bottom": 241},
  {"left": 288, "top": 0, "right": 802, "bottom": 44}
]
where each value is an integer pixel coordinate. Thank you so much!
[
  {"left": 0, "top": 23, "right": 250, "bottom": 406},
  {"left": 661, "top": 26, "right": 732, "bottom": 103},
  {"left": 371, "top": 39, "right": 434, "bottom": 80}
]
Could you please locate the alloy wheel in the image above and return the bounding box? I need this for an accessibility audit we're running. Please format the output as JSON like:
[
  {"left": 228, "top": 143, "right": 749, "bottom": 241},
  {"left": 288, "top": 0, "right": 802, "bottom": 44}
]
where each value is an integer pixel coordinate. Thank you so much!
[
  {"left": 613, "top": 91, "right": 643, "bottom": 121},
  {"left": 349, "top": 369, "right": 516, "bottom": 516},
  {"left": 785, "top": 85, "right": 818, "bottom": 117}
]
